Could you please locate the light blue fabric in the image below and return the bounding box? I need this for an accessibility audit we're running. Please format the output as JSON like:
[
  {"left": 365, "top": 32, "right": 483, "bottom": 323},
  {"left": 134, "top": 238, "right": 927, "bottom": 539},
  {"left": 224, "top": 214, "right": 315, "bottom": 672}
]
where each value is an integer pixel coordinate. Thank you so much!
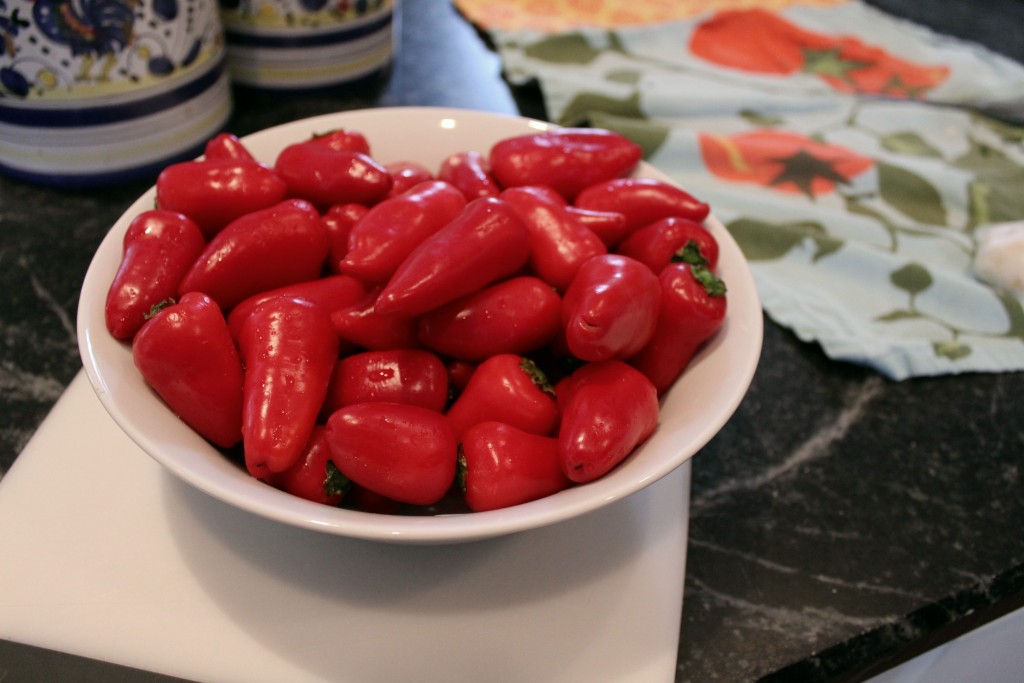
[{"left": 487, "top": 1, "right": 1024, "bottom": 379}]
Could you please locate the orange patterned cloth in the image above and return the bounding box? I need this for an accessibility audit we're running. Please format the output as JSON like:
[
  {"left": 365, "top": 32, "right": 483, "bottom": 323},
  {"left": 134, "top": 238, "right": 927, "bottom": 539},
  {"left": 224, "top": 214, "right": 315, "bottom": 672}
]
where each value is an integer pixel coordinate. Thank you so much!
[{"left": 453, "top": 0, "right": 848, "bottom": 31}]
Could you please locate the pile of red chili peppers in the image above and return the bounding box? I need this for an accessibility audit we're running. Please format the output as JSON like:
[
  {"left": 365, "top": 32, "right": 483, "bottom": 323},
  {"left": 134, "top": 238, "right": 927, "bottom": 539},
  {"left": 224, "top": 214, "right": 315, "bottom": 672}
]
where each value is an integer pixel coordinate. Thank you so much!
[{"left": 104, "top": 125, "right": 728, "bottom": 514}]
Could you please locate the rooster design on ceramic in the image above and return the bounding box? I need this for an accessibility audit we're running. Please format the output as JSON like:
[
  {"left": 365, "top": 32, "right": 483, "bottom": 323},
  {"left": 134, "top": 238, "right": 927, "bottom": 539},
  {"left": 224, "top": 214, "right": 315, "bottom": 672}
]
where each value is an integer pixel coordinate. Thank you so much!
[{"left": 0, "top": 0, "right": 219, "bottom": 98}]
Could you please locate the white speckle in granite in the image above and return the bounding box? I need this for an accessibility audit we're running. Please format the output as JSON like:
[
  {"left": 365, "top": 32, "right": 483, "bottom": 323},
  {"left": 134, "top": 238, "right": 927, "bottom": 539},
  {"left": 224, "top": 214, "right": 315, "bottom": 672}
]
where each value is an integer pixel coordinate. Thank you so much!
[
  {"left": 688, "top": 575, "right": 884, "bottom": 636},
  {"left": 0, "top": 364, "right": 67, "bottom": 481},
  {"left": 690, "top": 537, "right": 929, "bottom": 601},
  {"left": 692, "top": 376, "right": 885, "bottom": 514},
  {"left": 792, "top": 525, "right": 866, "bottom": 540},
  {"left": 0, "top": 361, "right": 66, "bottom": 404},
  {"left": 23, "top": 258, "right": 77, "bottom": 345},
  {"left": 690, "top": 537, "right": 800, "bottom": 576},
  {"left": 808, "top": 573, "right": 928, "bottom": 601}
]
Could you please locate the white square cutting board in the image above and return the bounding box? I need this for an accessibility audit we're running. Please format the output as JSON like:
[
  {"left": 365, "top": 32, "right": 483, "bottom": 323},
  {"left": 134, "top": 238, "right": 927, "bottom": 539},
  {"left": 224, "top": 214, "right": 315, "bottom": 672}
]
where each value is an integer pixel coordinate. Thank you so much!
[{"left": 0, "top": 372, "right": 690, "bottom": 683}]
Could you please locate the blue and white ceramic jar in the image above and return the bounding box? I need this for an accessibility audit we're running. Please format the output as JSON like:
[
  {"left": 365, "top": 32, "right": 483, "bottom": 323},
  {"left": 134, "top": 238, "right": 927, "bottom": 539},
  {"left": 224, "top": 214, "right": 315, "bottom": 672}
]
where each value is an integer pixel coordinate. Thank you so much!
[
  {"left": 218, "top": 0, "right": 394, "bottom": 90},
  {"left": 0, "top": 0, "right": 231, "bottom": 186}
]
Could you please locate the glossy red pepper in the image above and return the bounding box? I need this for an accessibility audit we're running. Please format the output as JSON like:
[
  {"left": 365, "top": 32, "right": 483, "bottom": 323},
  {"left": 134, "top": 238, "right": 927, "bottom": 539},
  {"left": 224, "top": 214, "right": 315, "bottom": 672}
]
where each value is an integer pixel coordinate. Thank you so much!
[
  {"left": 321, "top": 202, "right": 369, "bottom": 273},
  {"left": 329, "top": 288, "right": 419, "bottom": 350},
  {"left": 131, "top": 292, "right": 244, "bottom": 449},
  {"left": 557, "top": 360, "right": 659, "bottom": 483},
  {"left": 416, "top": 275, "right": 562, "bottom": 361},
  {"left": 178, "top": 199, "right": 328, "bottom": 311},
  {"left": 629, "top": 261, "right": 727, "bottom": 394},
  {"left": 374, "top": 197, "right": 531, "bottom": 317},
  {"left": 273, "top": 425, "right": 351, "bottom": 506},
  {"left": 564, "top": 206, "right": 630, "bottom": 247},
  {"left": 386, "top": 160, "right": 434, "bottom": 197},
  {"left": 155, "top": 158, "right": 288, "bottom": 239},
  {"left": 322, "top": 349, "right": 449, "bottom": 416},
  {"left": 308, "top": 128, "right": 371, "bottom": 155},
  {"left": 340, "top": 180, "right": 467, "bottom": 285},
  {"left": 238, "top": 296, "right": 339, "bottom": 478},
  {"left": 105, "top": 209, "right": 206, "bottom": 340},
  {"left": 343, "top": 485, "right": 404, "bottom": 515},
  {"left": 489, "top": 128, "right": 643, "bottom": 201},
  {"left": 325, "top": 402, "right": 458, "bottom": 506},
  {"left": 561, "top": 254, "right": 661, "bottom": 361},
  {"left": 501, "top": 185, "right": 607, "bottom": 291},
  {"left": 274, "top": 141, "right": 392, "bottom": 209},
  {"left": 616, "top": 216, "right": 720, "bottom": 274},
  {"left": 438, "top": 150, "right": 501, "bottom": 199},
  {"left": 445, "top": 353, "right": 559, "bottom": 440},
  {"left": 574, "top": 177, "right": 711, "bottom": 236},
  {"left": 226, "top": 274, "right": 366, "bottom": 340},
  {"left": 445, "top": 359, "right": 477, "bottom": 399},
  {"left": 458, "top": 421, "right": 571, "bottom": 512},
  {"left": 204, "top": 132, "right": 256, "bottom": 162}
]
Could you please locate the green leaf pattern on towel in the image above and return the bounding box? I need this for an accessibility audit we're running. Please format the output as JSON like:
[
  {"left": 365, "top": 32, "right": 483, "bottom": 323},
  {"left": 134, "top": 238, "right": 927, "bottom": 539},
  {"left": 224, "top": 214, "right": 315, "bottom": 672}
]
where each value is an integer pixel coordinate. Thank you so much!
[{"left": 492, "top": 12, "right": 1024, "bottom": 378}]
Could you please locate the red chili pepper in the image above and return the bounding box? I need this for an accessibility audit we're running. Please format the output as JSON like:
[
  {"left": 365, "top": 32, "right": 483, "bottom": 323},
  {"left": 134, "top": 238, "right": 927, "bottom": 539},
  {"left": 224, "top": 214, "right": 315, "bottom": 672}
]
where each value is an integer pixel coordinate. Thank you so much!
[
  {"left": 272, "top": 425, "right": 351, "bottom": 506},
  {"left": 156, "top": 158, "right": 289, "bottom": 239},
  {"left": 438, "top": 150, "right": 501, "bottom": 199},
  {"left": 561, "top": 254, "right": 661, "bottom": 361},
  {"left": 344, "top": 486, "right": 404, "bottom": 514},
  {"left": 445, "top": 353, "right": 559, "bottom": 440},
  {"left": 574, "top": 177, "right": 711, "bottom": 237},
  {"left": 501, "top": 185, "right": 607, "bottom": 291},
  {"left": 131, "top": 292, "right": 244, "bottom": 449},
  {"left": 329, "top": 288, "right": 419, "bottom": 350},
  {"left": 557, "top": 360, "right": 658, "bottom": 483},
  {"left": 238, "top": 296, "right": 339, "bottom": 478},
  {"left": 178, "top": 198, "right": 328, "bottom": 311},
  {"left": 321, "top": 202, "right": 369, "bottom": 274},
  {"left": 226, "top": 274, "right": 366, "bottom": 340},
  {"left": 274, "top": 141, "right": 392, "bottom": 209},
  {"left": 324, "top": 402, "right": 458, "bottom": 506},
  {"left": 629, "top": 262, "right": 727, "bottom": 395},
  {"left": 340, "top": 180, "right": 467, "bottom": 285},
  {"left": 564, "top": 206, "right": 630, "bottom": 248},
  {"left": 458, "top": 421, "right": 571, "bottom": 512},
  {"left": 322, "top": 349, "right": 449, "bottom": 416},
  {"left": 105, "top": 209, "right": 206, "bottom": 340},
  {"left": 416, "top": 275, "right": 562, "bottom": 361},
  {"left": 616, "top": 216, "right": 720, "bottom": 274},
  {"left": 386, "top": 160, "right": 435, "bottom": 198},
  {"left": 489, "top": 128, "right": 643, "bottom": 201},
  {"left": 374, "top": 197, "right": 531, "bottom": 317},
  {"left": 445, "top": 359, "right": 477, "bottom": 400},
  {"left": 308, "top": 128, "right": 372, "bottom": 155},
  {"left": 204, "top": 132, "right": 256, "bottom": 162}
]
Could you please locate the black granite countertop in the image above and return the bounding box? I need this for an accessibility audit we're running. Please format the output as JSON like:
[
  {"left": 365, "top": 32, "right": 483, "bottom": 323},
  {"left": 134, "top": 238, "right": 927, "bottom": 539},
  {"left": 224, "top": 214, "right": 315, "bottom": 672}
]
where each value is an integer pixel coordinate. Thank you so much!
[{"left": 2, "top": 1, "right": 1023, "bottom": 681}]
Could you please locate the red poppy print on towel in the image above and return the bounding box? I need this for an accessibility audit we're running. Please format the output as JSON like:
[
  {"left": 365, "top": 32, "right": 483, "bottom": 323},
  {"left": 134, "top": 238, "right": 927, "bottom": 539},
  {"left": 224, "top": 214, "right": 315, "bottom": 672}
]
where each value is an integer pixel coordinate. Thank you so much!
[
  {"left": 690, "top": 9, "right": 950, "bottom": 99},
  {"left": 698, "top": 129, "right": 874, "bottom": 197}
]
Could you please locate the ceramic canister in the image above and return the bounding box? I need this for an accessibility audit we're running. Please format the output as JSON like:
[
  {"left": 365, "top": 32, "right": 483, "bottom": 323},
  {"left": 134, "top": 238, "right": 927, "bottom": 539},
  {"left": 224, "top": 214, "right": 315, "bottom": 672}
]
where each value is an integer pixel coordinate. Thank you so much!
[
  {"left": 218, "top": 0, "right": 394, "bottom": 90},
  {"left": 0, "top": 0, "right": 231, "bottom": 187}
]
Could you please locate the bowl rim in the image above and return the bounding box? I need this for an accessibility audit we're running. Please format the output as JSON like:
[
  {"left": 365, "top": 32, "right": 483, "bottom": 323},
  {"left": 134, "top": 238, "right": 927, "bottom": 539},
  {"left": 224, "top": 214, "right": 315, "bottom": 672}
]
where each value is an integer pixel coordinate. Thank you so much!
[{"left": 77, "top": 105, "right": 763, "bottom": 544}]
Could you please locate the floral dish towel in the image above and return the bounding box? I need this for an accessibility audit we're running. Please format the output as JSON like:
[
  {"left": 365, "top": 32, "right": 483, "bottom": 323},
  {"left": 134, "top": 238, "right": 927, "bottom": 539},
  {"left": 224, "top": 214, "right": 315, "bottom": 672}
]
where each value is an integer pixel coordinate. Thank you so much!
[{"left": 460, "top": 0, "right": 1024, "bottom": 380}]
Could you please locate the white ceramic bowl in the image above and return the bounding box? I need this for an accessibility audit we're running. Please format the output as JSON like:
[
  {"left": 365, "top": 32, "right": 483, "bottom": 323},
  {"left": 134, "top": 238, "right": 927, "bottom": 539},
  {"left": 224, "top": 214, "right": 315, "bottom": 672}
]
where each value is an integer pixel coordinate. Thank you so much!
[{"left": 77, "top": 106, "right": 762, "bottom": 544}]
